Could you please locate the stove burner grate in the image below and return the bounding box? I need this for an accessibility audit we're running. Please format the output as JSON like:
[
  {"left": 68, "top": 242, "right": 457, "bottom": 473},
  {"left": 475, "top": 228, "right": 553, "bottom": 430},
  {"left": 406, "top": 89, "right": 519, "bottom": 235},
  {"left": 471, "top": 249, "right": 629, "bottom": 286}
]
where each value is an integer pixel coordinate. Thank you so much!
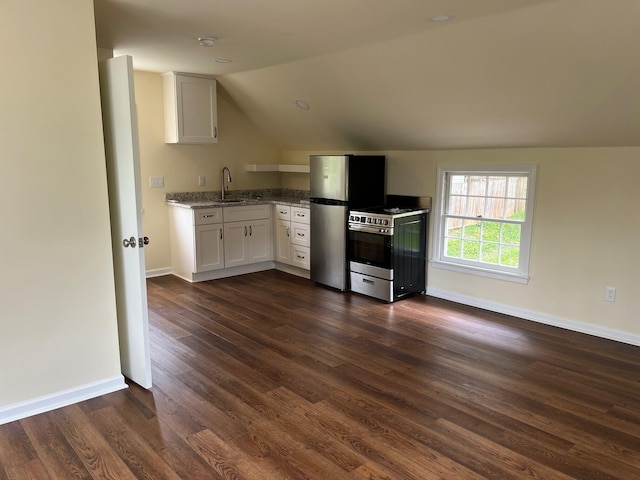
[{"left": 383, "top": 207, "right": 413, "bottom": 214}]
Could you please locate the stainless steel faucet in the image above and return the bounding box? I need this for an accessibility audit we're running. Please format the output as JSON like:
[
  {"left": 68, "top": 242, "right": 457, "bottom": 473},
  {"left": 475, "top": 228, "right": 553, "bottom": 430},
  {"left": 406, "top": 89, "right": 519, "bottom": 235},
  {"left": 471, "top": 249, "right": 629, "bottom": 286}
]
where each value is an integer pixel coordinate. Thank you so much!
[{"left": 221, "top": 166, "right": 232, "bottom": 200}]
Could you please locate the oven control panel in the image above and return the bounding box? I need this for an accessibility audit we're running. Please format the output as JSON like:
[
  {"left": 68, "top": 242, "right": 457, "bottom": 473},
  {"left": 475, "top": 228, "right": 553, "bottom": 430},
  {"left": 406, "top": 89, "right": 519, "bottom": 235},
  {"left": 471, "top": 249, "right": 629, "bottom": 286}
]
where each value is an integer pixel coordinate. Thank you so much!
[{"left": 349, "top": 214, "right": 390, "bottom": 226}]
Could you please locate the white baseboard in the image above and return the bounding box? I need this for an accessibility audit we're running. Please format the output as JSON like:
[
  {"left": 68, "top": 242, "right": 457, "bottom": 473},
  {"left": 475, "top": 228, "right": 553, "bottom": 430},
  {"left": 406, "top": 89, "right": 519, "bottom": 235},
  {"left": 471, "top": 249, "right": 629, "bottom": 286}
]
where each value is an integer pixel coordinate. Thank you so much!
[
  {"left": 0, "top": 375, "right": 127, "bottom": 425},
  {"left": 146, "top": 267, "right": 172, "bottom": 278},
  {"left": 274, "top": 262, "right": 311, "bottom": 279},
  {"left": 426, "top": 287, "right": 640, "bottom": 347}
]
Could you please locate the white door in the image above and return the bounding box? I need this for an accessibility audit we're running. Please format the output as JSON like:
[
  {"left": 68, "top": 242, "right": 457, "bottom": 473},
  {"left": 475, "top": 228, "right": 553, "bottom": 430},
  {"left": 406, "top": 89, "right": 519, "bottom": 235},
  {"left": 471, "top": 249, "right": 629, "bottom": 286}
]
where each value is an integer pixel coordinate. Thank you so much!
[{"left": 98, "top": 56, "right": 152, "bottom": 389}]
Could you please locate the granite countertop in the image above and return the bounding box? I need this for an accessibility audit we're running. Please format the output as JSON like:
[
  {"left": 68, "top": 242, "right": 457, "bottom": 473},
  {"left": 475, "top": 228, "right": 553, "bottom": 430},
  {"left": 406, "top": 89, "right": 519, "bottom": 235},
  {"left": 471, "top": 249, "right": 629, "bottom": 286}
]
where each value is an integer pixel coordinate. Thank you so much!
[{"left": 165, "top": 189, "right": 310, "bottom": 209}]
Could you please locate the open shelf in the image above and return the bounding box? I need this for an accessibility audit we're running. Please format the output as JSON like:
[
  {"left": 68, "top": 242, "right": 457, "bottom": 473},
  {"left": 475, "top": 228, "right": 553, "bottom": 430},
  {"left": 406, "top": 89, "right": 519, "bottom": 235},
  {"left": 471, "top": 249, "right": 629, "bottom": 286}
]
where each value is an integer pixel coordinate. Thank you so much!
[{"left": 245, "top": 164, "right": 310, "bottom": 173}]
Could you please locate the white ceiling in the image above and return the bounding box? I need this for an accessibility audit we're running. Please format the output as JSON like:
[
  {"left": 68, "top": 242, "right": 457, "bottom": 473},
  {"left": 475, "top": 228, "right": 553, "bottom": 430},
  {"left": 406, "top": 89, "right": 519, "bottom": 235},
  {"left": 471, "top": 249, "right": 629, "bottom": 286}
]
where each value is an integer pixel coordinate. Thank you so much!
[{"left": 94, "top": 0, "right": 640, "bottom": 150}]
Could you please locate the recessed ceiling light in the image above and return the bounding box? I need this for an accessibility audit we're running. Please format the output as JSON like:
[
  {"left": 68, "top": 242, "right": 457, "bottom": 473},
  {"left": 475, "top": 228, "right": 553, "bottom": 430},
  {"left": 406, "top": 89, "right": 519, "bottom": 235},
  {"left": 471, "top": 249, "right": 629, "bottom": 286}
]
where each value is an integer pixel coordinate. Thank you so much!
[
  {"left": 295, "top": 100, "right": 310, "bottom": 110},
  {"left": 197, "top": 36, "right": 217, "bottom": 47},
  {"left": 213, "top": 58, "right": 232, "bottom": 63},
  {"left": 428, "top": 14, "right": 454, "bottom": 22}
]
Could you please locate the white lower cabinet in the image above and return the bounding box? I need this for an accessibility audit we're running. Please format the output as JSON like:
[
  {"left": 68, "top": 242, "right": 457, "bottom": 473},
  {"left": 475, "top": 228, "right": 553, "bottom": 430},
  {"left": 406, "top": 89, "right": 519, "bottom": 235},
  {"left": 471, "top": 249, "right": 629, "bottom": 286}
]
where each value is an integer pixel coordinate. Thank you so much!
[
  {"left": 168, "top": 203, "right": 273, "bottom": 282},
  {"left": 273, "top": 204, "right": 310, "bottom": 271},
  {"left": 168, "top": 206, "right": 224, "bottom": 281},
  {"left": 222, "top": 204, "right": 273, "bottom": 268},
  {"left": 223, "top": 218, "right": 272, "bottom": 268}
]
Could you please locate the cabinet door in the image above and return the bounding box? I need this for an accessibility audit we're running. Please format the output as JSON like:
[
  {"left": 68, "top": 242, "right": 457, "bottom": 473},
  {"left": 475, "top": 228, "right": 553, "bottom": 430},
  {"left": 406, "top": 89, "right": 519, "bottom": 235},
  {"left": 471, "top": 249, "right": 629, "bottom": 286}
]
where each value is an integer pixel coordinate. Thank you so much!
[
  {"left": 195, "top": 224, "right": 224, "bottom": 272},
  {"left": 163, "top": 73, "right": 218, "bottom": 144},
  {"left": 178, "top": 75, "right": 217, "bottom": 143},
  {"left": 275, "top": 220, "right": 292, "bottom": 264},
  {"left": 223, "top": 222, "right": 249, "bottom": 268},
  {"left": 247, "top": 218, "right": 273, "bottom": 263}
]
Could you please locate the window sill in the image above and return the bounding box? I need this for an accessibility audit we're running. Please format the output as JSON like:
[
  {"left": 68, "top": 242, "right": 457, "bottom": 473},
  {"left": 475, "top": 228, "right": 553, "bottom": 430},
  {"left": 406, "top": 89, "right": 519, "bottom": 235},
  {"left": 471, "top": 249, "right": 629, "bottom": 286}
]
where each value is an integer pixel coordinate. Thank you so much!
[{"left": 431, "top": 260, "right": 530, "bottom": 284}]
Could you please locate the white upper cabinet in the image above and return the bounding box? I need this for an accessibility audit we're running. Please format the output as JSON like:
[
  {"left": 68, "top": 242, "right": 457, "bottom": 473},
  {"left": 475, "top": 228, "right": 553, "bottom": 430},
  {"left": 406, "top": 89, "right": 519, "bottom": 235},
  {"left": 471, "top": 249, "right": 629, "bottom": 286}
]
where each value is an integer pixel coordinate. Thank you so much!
[{"left": 162, "top": 72, "right": 218, "bottom": 144}]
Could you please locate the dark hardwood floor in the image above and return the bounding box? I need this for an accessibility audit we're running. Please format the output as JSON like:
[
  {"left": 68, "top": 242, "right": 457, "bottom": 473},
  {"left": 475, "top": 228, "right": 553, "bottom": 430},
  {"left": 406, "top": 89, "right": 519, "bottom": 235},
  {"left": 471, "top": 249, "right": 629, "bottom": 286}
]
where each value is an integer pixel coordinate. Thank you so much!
[{"left": 1, "top": 270, "right": 640, "bottom": 479}]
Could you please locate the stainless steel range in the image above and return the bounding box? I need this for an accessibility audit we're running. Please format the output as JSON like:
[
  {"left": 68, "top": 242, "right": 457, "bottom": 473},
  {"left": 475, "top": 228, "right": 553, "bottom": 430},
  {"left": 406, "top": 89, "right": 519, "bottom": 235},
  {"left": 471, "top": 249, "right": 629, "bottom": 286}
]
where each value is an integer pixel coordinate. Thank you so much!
[{"left": 348, "top": 196, "right": 430, "bottom": 302}]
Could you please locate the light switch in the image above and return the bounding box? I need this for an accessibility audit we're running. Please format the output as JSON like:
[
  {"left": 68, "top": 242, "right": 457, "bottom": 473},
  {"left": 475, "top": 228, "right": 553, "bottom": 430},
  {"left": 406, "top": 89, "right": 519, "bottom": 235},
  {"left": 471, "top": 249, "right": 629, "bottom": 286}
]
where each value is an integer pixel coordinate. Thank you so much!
[
  {"left": 198, "top": 175, "right": 206, "bottom": 186},
  {"left": 149, "top": 176, "right": 164, "bottom": 188}
]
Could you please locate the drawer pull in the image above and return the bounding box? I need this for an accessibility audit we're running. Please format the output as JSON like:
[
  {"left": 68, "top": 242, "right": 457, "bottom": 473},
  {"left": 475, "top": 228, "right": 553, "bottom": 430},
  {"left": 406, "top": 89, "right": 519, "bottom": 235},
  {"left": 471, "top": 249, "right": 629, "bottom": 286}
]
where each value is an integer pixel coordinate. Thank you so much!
[
  {"left": 363, "top": 278, "right": 375, "bottom": 285},
  {"left": 202, "top": 214, "right": 216, "bottom": 218},
  {"left": 296, "top": 254, "right": 306, "bottom": 259},
  {"left": 297, "top": 232, "right": 305, "bottom": 237}
]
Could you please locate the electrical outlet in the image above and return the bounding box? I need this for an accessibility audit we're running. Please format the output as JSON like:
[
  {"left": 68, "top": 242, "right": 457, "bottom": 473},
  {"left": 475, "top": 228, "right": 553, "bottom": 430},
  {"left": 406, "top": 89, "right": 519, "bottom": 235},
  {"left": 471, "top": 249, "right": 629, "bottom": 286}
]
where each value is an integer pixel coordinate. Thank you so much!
[
  {"left": 605, "top": 287, "right": 616, "bottom": 302},
  {"left": 149, "top": 176, "right": 164, "bottom": 188},
  {"left": 198, "top": 175, "right": 206, "bottom": 186}
]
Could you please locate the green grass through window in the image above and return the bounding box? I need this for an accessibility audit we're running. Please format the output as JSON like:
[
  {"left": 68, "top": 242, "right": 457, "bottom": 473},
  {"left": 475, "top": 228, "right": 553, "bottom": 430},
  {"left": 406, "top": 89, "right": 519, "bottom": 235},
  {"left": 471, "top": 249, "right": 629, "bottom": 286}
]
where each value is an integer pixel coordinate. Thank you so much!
[{"left": 445, "top": 212, "right": 523, "bottom": 267}]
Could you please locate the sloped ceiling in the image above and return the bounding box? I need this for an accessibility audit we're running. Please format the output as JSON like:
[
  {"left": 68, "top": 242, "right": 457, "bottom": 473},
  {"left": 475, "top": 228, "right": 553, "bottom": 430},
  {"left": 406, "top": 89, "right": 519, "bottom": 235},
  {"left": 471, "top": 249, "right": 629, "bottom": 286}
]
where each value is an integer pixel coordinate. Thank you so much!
[{"left": 94, "top": 0, "right": 640, "bottom": 150}]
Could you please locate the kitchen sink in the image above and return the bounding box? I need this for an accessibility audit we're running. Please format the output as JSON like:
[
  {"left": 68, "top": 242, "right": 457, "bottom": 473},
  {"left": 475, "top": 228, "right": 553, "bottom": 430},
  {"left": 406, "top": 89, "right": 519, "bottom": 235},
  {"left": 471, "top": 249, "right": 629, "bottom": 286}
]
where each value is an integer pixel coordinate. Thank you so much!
[{"left": 217, "top": 199, "right": 248, "bottom": 204}]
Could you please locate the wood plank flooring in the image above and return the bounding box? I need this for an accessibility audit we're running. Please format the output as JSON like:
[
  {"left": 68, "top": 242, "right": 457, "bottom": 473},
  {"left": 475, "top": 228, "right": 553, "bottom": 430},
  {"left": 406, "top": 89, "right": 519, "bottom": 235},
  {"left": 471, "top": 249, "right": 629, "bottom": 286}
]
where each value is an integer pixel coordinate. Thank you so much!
[{"left": 1, "top": 270, "right": 640, "bottom": 479}]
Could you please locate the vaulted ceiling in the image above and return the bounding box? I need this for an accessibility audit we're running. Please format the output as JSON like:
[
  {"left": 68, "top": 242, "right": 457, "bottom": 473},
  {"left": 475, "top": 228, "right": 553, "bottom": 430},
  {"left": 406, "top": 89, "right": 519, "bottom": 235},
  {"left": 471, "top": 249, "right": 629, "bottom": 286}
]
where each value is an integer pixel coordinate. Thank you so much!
[{"left": 94, "top": 0, "right": 640, "bottom": 150}]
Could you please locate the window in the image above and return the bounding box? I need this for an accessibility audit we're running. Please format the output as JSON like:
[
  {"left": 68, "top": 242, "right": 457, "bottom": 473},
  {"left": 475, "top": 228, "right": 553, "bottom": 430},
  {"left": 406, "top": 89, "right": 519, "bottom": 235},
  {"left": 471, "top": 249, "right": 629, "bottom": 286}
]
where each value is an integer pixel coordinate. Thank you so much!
[{"left": 433, "top": 165, "right": 536, "bottom": 283}]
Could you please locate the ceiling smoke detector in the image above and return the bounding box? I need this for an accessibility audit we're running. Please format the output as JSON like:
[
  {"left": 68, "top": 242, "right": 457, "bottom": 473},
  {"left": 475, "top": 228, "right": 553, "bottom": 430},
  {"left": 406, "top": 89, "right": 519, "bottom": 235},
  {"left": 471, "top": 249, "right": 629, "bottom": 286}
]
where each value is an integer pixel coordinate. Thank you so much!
[
  {"left": 197, "top": 37, "right": 217, "bottom": 47},
  {"left": 295, "top": 100, "right": 310, "bottom": 110}
]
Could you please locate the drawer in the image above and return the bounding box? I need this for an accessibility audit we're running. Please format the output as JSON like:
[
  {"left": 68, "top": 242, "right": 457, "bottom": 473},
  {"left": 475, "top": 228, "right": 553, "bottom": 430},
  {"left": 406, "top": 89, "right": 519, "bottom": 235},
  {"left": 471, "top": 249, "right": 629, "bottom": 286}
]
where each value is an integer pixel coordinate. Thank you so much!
[
  {"left": 274, "top": 204, "right": 291, "bottom": 221},
  {"left": 291, "top": 206, "right": 310, "bottom": 224},
  {"left": 194, "top": 208, "right": 223, "bottom": 225},
  {"left": 291, "top": 245, "right": 310, "bottom": 270},
  {"left": 291, "top": 222, "right": 310, "bottom": 247},
  {"left": 223, "top": 204, "right": 270, "bottom": 222},
  {"left": 350, "top": 271, "right": 393, "bottom": 302}
]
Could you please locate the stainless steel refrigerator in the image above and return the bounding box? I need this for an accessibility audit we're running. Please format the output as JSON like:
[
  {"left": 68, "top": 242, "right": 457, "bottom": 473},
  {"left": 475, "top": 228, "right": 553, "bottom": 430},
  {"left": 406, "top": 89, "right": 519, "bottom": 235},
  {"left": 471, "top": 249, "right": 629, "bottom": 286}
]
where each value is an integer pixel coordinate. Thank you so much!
[{"left": 310, "top": 154, "right": 385, "bottom": 290}]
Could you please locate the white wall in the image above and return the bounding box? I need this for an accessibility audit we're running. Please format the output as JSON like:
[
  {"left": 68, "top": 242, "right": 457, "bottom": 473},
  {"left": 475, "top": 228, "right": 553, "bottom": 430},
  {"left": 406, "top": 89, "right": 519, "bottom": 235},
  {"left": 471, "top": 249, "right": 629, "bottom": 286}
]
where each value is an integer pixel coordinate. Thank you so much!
[
  {"left": 418, "top": 148, "right": 640, "bottom": 343},
  {"left": 0, "top": 0, "right": 123, "bottom": 414}
]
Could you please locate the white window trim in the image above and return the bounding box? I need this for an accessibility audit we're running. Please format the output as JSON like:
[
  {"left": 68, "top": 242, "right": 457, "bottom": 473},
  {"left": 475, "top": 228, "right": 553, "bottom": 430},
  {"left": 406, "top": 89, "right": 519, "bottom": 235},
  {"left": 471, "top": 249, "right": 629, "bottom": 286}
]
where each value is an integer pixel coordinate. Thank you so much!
[{"left": 431, "top": 164, "right": 537, "bottom": 284}]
